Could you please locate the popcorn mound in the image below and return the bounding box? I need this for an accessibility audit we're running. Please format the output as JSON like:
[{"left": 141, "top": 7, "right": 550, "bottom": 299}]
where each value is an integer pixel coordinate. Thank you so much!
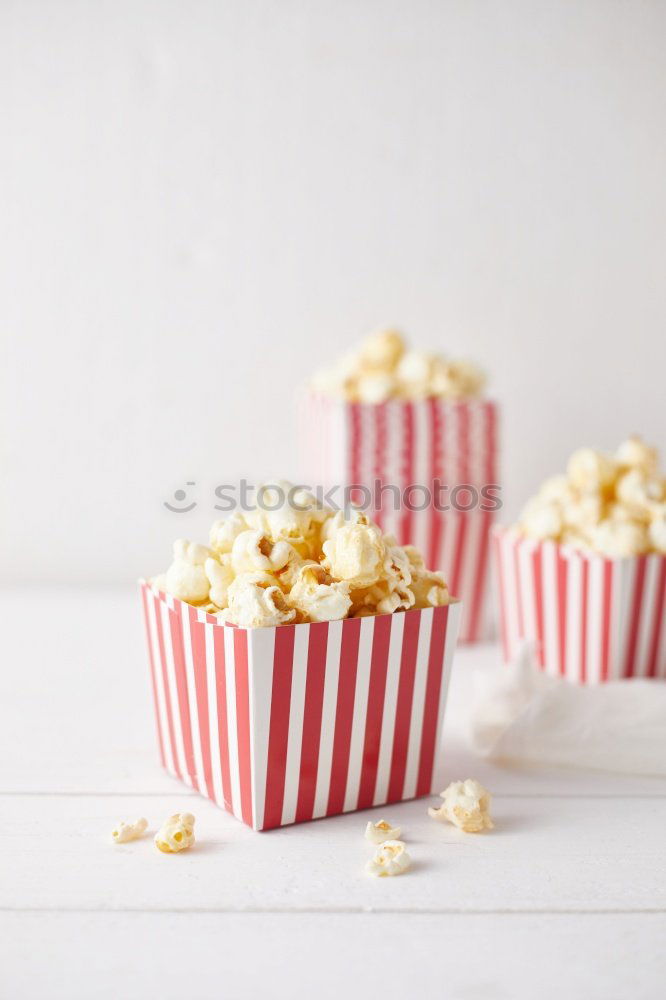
[
  {"left": 517, "top": 437, "right": 666, "bottom": 557},
  {"left": 309, "top": 327, "right": 486, "bottom": 402},
  {"left": 152, "top": 482, "right": 452, "bottom": 627}
]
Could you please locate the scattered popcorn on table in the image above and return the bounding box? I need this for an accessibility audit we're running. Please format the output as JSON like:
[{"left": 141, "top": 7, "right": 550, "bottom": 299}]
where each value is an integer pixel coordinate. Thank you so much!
[
  {"left": 365, "top": 840, "right": 411, "bottom": 877},
  {"left": 309, "top": 327, "right": 486, "bottom": 402},
  {"left": 111, "top": 817, "right": 148, "bottom": 844},
  {"left": 429, "top": 779, "right": 494, "bottom": 833},
  {"left": 365, "top": 819, "right": 402, "bottom": 844},
  {"left": 151, "top": 483, "right": 453, "bottom": 626},
  {"left": 517, "top": 437, "right": 666, "bottom": 556},
  {"left": 155, "top": 813, "right": 196, "bottom": 853}
]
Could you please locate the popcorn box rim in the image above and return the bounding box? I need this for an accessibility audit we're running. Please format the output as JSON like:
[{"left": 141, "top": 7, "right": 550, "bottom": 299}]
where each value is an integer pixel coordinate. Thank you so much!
[{"left": 491, "top": 524, "right": 666, "bottom": 566}]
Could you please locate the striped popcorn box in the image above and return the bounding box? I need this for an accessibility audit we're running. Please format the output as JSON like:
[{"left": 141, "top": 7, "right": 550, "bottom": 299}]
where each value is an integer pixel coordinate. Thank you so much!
[
  {"left": 493, "top": 527, "right": 666, "bottom": 683},
  {"left": 300, "top": 391, "right": 499, "bottom": 643},
  {"left": 140, "top": 581, "right": 462, "bottom": 830}
]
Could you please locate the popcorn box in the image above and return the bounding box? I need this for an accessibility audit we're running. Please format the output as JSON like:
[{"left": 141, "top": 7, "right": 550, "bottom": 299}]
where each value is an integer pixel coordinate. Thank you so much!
[
  {"left": 140, "top": 581, "right": 462, "bottom": 830},
  {"left": 493, "top": 526, "right": 666, "bottom": 683},
  {"left": 301, "top": 392, "right": 499, "bottom": 643}
]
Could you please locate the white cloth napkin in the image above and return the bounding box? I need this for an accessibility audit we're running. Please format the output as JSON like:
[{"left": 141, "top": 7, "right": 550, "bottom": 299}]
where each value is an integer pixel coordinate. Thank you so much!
[{"left": 466, "top": 644, "right": 666, "bottom": 776}]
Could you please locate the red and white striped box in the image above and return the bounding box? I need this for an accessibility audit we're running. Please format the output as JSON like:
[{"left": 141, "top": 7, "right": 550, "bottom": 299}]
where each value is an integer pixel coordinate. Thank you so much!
[
  {"left": 493, "top": 526, "right": 666, "bottom": 683},
  {"left": 300, "top": 392, "right": 499, "bottom": 643},
  {"left": 139, "top": 581, "right": 462, "bottom": 830}
]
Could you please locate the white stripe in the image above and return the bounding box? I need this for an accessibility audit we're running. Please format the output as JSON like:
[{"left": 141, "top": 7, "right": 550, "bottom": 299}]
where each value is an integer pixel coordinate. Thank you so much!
[
  {"left": 431, "top": 601, "right": 462, "bottom": 792},
  {"left": 247, "top": 626, "right": 276, "bottom": 831},
  {"left": 223, "top": 626, "right": 241, "bottom": 820},
  {"left": 204, "top": 623, "right": 224, "bottom": 808},
  {"left": 281, "top": 624, "right": 311, "bottom": 826},
  {"left": 160, "top": 598, "right": 188, "bottom": 780},
  {"left": 312, "top": 618, "right": 343, "bottom": 818},
  {"left": 612, "top": 558, "right": 635, "bottom": 680},
  {"left": 501, "top": 532, "right": 520, "bottom": 660},
  {"left": 565, "top": 551, "right": 583, "bottom": 683},
  {"left": 342, "top": 616, "right": 375, "bottom": 812},
  {"left": 656, "top": 568, "right": 666, "bottom": 678},
  {"left": 179, "top": 602, "right": 205, "bottom": 790},
  {"left": 635, "top": 556, "right": 659, "bottom": 678},
  {"left": 519, "top": 537, "right": 538, "bottom": 648},
  {"left": 541, "top": 542, "right": 559, "bottom": 677},
  {"left": 146, "top": 591, "right": 175, "bottom": 776},
  {"left": 586, "top": 556, "right": 604, "bottom": 684},
  {"left": 373, "top": 612, "right": 405, "bottom": 806},
  {"left": 411, "top": 400, "right": 431, "bottom": 558},
  {"left": 402, "top": 608, "right": 434, "bottom": 800},
  {"left": 382, "top": 402, "right": 402, "bottom": 541}
]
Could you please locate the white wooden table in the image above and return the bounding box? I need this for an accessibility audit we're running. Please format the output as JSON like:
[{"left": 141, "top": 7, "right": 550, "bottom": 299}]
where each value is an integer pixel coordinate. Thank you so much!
[{"left": 2, "top": 587, "right": 665, "bottom": 1000}]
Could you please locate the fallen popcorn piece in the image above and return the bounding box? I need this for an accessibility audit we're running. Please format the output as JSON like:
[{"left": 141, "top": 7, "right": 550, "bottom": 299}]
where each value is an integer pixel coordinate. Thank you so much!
[
  {"left": 365, "top": 840, "right": 411, "bottom": 877},
  {"left": 428, "top": 779, "right": 494, "bottom": 833},
  {"left": 111, "top": 818, "right": 148, "bottom": 844},
  {"left": 365, "top": 819, "right": 402, "bottom": 844},
  {"left": 155, "top": 812, "right": 196, "bottom": 853}
]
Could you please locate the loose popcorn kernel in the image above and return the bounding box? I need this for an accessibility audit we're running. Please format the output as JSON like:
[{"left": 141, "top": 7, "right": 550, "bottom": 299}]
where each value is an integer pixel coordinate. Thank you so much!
[
  {"left": 155, "top": 813, "right": 196, "bottom": 853},
  {"left": 365, "top": 840, "right": 411, "bottom": 877},
  {"left": 429, "top": 779, "right": 494, "bottom": 833},
  {"left": 111, "top": 818, "right": 148, "bottom": 844},
  {"left": 516, "top": 438, "right": 665, "bottom": 557},
  {"left": 365, "top": 819, "right": 402, "bottom": 844}
]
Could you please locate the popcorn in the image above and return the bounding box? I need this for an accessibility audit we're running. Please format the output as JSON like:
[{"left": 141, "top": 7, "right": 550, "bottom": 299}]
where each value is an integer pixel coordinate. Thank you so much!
[
  {"left": 365, "top": 819, "right": 402, "bottom": 844},
  {"left": 428, "top": 779, "right": 493, "bottom": 833},
  {"left": 287, "top": 564, "right": 351, "bottom": 623},
  {"left": 224, "top": 572, "right": 296, "bottom": 628},
  {"left": 165, "top": 540, "right": 213, "bottom": 604},
  {"left": 649, "top": 508, "right": 666, "bottom": 554},
  {"left": 155, "top": 812, "right": 196, "bottom": 853},
  {"left": 517, "top": 437, "right": 665, "bottom": 556},
  {"left": 154, "top": 485, "right": 453, "bottom": 626},
  {"left": 205, "top": 556, "right": 234, "bottom": 609},
  {"left": 322, "top": 522, "right": 386, "bottom": 589},
  {"left": 308, "top": 328, "right": 485, "bottom": 402},
  {"left": 111, "top": 818, "right": 148, "bottom": 844},
  {"left": 365, "top": 840, "right": 411, "bottom": 877}
]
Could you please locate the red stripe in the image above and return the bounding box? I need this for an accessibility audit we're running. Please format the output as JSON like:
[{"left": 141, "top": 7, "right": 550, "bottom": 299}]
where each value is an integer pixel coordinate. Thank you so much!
[
  {"left": 513, "top": 535, "right": 525, "bottom": 640},
  {"left": 213, "top": 627, "right": 232, "bottom": 811},
  {"left": 373, "top": 403, "right": 387, "bottom": 532},
  {"left": 399, "top": 402, "right": 414, "bottom": 544},
  {"left": 168, "top": 606, "right": 199, "bottom": 790},
  {"left": 187, "top": 606, "right": 214, "bottom": 801},
  {"left": 356, "top": 615, "right": 393, "bottom": 810},
  {"left": 557, "top": 549, "right": 568, "bottom": 677},
  {"left": 152, "top": 595, "right": 181, "bottom": 779},
  {"left": 580, "top": 558, "right": 589, "bottom": 684},
  {"left": 326, "top": 617, "right": 362, "bottom": 816},
  {"left": 415, "top": 605, "right": 449, "bottom": 797},
  {"left": 233, "top": 629, "right": 253, "bottom": 828},
  {"left": 140, "top": 586, "right": 165, "bottom": 767},
  {"left": 532, "top": 544, "right": 545, "bottom": 668},
  {"left": 646, "top": 557, "right": 666, "bottom": 678},
  {"left": 295, "top": 622, "right": 330, "bottom": 824},
  {"left": 494, "top": 532, "right": 510, "bottom": 662},
  {"left": 623, "top": 556, "right": 647, "bottom": 679},
  {"left": 349, "top": 402, "right": 362, "bottom": 506},
  {"left": 428, "top": 398, "right": 443, "bottom": 570},
  {"left": 387, "top": 610, "right": 422, "bottom": 803},
  {"left": 263, "top": 626, "right": 296, "bottom": 830},
  {"left": 600, "top": 560, "right": 614, "bottom": 682}
]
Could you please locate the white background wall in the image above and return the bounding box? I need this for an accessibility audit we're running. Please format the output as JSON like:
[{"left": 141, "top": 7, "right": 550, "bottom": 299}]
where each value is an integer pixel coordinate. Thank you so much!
[{"left": 2, "top": 0, "right": 665, "bottom": 584}]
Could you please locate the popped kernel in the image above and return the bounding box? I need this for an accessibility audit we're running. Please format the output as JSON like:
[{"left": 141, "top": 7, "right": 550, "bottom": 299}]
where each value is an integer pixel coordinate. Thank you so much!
[
  {"left": 365, "top": 840, "right": 411, "bottom": 877},
  {"left": 322, "top": 522, "right": 386, "bottom": 590},
  {"left": 155, "top": 813, "right": 196, "bottom": 853},
  {"left": 165, "top": 540, "right": 213, "bottom": 604},
  {"left": 287, "top": 564, "right": 351, "bottom": 623},
  {"left": 224, "top": 572, "right": 296, "bottom": 628},
  {"left": 111, "top": 818, "right": 148, "bottom": 844},
  {"left": 429, "top": 779, "right": 494, "bottom": 833},
  {"left": 365, "top": 819, "right": 402, "bottom": 844}
]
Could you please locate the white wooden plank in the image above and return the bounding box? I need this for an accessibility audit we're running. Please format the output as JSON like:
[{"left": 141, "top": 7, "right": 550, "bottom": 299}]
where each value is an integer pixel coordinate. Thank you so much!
[
  {"left": 2, "top": 793, "right": 665, "bottom": 914},
  {"left": 2, "top": 911, "right": 665, "bottom": 1000}
]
